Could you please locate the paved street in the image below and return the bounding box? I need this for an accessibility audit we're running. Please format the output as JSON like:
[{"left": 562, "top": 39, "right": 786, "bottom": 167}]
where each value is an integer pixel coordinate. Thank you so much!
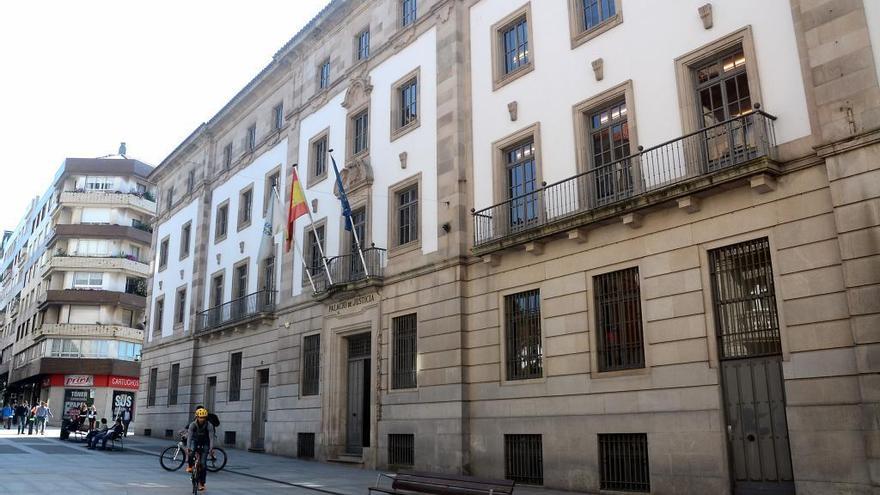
[{"left": 0, "top": 427, "right": 579, "bottom": 495}]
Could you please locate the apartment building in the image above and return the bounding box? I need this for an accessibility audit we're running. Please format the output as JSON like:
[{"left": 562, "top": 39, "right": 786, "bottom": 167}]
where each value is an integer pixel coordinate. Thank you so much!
[
  {"left": 138, "top": 0, "right": 880, "bottom": 493},
  {"left": 0, "top": 157, "right": 156, "bottom": 424}
]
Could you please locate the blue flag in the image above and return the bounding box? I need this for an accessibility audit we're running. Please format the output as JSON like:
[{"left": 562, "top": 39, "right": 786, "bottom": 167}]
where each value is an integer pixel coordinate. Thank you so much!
[{"left": 330, "top": 154, "right": 353, "bottom": 231}]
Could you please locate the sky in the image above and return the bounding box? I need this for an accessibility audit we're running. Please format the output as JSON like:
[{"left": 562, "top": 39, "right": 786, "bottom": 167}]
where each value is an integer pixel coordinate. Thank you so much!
[{"left": 0, "top": 0, "right": 330, "bottom": 230}]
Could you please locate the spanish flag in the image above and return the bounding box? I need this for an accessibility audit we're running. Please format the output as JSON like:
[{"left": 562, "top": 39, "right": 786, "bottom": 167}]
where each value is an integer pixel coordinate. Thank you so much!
[{"left": 286, "top": 168, "right": 308, "bottom": 252}]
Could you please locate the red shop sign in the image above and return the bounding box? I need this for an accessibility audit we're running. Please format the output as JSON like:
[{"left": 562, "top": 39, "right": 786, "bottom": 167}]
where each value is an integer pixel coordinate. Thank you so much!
[
  {"left": 108, "top": 376, "right": 140, "bottom": 390},
  {"left": 64, "top": 375, "right": 94, "bottom": 387}
]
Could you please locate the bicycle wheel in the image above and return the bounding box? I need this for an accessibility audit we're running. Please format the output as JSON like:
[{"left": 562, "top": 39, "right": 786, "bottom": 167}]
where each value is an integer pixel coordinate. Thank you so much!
[
  {"left": 205, "top": 447, "right": 227, "bottom": 472},
  {"left": 160, "top": 445, "right": 185, "bottom": 471},
  {"left": 192, "top": 454, "right": 201, "bottom": 495}
]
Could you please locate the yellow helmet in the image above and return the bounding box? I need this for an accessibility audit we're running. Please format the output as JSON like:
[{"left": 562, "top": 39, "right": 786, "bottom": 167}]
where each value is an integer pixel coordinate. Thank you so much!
[{"left": 195, "top": 408, "right": 208, "bottom": 418}]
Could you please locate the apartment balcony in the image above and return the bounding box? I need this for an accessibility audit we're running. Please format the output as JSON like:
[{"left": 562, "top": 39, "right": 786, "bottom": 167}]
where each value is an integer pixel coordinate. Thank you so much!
[
  {"left": 38, "top": 289, "right": 146, "bottom": 310},
  {"left": 57, "top": 190, "right": 157, "bottom": 215},
  {"left": 195, "top": 290, "right": 276, "bottom": 336},
  {"left": 47, "top": 223, "right": 152, "bottom": 245},
  {"left": 312, "top": 247, "right": 386, "bottom": 296},
  {"left": 35, "top": 323, "right": 144, "bottom": 342},
  {"left": 472, "top": 110, "right": 778, "bottom": 254},
  {"left": 41, "top": 254, "right": 150, "bottom": 277}
]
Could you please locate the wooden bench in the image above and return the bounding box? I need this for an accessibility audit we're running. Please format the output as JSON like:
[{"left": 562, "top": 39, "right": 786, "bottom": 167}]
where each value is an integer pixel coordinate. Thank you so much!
[{"left": 369, "top": 471, "right": 515, "bottom": 495}]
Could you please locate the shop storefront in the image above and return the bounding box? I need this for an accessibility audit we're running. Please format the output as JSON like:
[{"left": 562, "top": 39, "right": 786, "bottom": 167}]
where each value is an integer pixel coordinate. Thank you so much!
[{"left": 40, "top": 374, "right": 138, "bottom": 426}]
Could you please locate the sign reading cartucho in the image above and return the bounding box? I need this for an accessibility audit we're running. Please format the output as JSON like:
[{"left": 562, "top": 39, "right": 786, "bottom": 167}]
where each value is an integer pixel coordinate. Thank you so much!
[{"left": 327, "top": 292, "right": 379, "bottom": 316}]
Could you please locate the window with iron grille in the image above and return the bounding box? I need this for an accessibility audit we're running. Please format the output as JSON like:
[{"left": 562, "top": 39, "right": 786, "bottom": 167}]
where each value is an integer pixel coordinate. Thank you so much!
[
  {"left": 224, "top": 431, "right": 236, "bottom": 446},
  {"left": 401, "top": 0, "right": 417, "bottom": 27},
  {"left": 392, "top": 314, "right": 417, "bottom": 389},
  {"left": 582, "top": 0, "right": 616, "bottom": 31},
  {"left": 147, "top": 367, "right": 158, "bottom": 406},
  {"left": 504, "top": 434, "right": 543, "bottom": 485},
  {"left": 168, "top": 363, "right": 180, "bottom": 406},
  {"left": 399, "top": 78, "right": 418, "bottom": 128},
  {"left": 709, "top": 237, "right": 781, "bottom": 359},
  {"left": 388, "top": 434, "right": 415, "bottom": 468},
  {"left": 352, "top": 110, "right": 369, "bottom": 155},
  {"left": 396, "top": 185, "right": 419, "bottom": 247},
  {"left": 501, "top": 16, "right": 529, "bottom": 75},
  {"left": 504, "top": 290, "right": 542, "bottom": 380},
  {"left": 298, "top": 432, "right": 315, "bottom": 458},
  {"left": 302, "top": 334, "right": 320, "bottom": 396},
  {"left": 594, "top": 267, "right": 644, "bottom": 372},
  {"left": 228, "top": 352, "right": 242, "bottom": 402},
  {"left": 357, "top": 29, "right": 370, "bottom": 61},
  {"left": 319, "top": 59, "right": 330, "bottom": 90},
  {"left": 599, "top": 433, "right": 650, "bottom": 492}
]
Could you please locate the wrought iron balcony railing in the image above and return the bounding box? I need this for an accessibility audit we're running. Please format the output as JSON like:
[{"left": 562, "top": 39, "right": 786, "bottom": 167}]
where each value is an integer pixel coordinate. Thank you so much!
[
  {"left": 312, "top": 247, "right": 386, "bottom": 294},
  {"left": 473, "top": 109, "right": 777, "bottom": 248},
  {"left": 195, "top": 290, "right": 276, "bottom": 334}
]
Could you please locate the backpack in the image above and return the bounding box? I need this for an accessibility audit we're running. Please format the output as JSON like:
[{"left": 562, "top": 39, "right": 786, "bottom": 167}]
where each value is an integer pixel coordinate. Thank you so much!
[{"left": 207, "top": 413, "right": 220, "bottom": 428}]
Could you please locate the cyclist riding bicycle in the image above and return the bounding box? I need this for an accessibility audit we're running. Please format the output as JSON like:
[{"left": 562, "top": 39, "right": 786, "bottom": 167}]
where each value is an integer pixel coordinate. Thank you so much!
[{"left": 185, "top": 407, "right": 215, "bottom": 492}]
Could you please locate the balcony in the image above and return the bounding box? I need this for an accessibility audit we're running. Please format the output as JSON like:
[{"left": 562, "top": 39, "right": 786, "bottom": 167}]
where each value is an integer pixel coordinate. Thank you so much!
[
  {"left": 42, "top": 255, "right": 150, "bottom": 277},
  {"left": 472, "top": 110, "right": 778, "bottom": 253},
  {"left": 58, "top": 190, "right": 157, "bottom": 215},
  {"left": 38, "top": 289, "right": 146, "bottom": 310},
  {"left": 35, "top": 323, "right": 144, "bottom": 342},
  {"left": 195, "top": 290, "right": 276, "bottom": 335},
  {"left": 312, "top": 247, "right": 386, "bottom": 296},
  {"left": 48, "top": 224, "right": 152, "bottom": 245}
]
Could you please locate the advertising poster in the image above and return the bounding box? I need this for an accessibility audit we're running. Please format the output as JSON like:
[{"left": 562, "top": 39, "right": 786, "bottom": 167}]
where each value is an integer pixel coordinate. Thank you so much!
[
  {"left": 112, "top": 390, "right": 135, "bottom": 420},
  {"left": 63, "top": 389, "right": 89, "bottom": 419}
]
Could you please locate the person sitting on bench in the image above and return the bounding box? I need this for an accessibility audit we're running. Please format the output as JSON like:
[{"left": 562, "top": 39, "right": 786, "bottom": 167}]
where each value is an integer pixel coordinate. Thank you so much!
[
  {"left": 90, "top": 418, "right": 124, "bottom": 450},
  {"left": 84, "top": 418, "right": 108, "bottom": 445}
]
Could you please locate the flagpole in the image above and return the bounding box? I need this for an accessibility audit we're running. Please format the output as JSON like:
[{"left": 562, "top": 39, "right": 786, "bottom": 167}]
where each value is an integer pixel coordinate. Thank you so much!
[
  {"left": 329, "top": 151, "right": 370, "bottom": 278},
  {"left": 274, "top": 186, "right": 317, "bottom": 293},
  {"left": 291, "top": 164, "right": 333, "bottom": 285}
]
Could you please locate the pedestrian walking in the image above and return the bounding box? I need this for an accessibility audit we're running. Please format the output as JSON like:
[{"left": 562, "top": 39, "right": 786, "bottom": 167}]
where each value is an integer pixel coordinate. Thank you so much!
[
  {"left": 1, "top": 403, "right": 12, "bottom": 429},
  {"left": 120, "top": 407, "right": 132, "bottom": 436},
  {"left": 87, "top": 405, "right": 96, "bottom": 431},
  {"left": 15, "top": 402, "right": 28, "bottom": 435},
  {"left": 34, "top": 401, "right": 52, "bottom": 435}
]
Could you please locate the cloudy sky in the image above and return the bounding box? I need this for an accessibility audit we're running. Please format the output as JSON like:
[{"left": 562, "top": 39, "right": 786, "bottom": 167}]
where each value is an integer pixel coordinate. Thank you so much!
[{"left": 0, "top": 0, "right": 329, "bottom": 229}]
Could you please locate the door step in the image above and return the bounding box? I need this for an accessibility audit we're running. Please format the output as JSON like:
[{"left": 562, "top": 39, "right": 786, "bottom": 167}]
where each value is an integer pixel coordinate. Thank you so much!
[{"left": 328, "top": 455, "right": 363, "bottom": 464}]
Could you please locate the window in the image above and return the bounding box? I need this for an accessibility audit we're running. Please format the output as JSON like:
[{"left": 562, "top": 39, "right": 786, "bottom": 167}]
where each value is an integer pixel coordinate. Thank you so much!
[
  {"left": 262, "top": 255, "right": 276, "bottom": 293},
  {"left": 310, "top": 132, "right": 329, "bottom": 183},
  {"left": 159, "top": 237, "right": 169, "bottom": 269},
  {"left": 504, "top": 434, "right": 543, "bottom": 485},
  {"left": 589, "top": 99, "right": 632, "bottom": 205},
  {"left": 168, "top": 363, "right": 180, "bottom": 406},
  {"left": 180, "top": 222, "right": 191, "bottom": 259},
  {"left": 401, "top": 0, "right": 417, "bottom": 27},
  {"left": 709, "top": 237, "right": 781, "bottom": 359},
  {"left": 388, "top": 434, "right": 415, "bottom": 467},
  {"left": 503, "top": 289, "right": 542, "bottom": 380},
  {"left": 238, "top": 185, "right": 253, "bottom": 229},
  {"left": 215, "top": 201, "right": 229, "bottom": 241},
  {"left": 264, "top": 169, "right": 280, "bottom": 215},
  {"left": 582, "top": 0, "right": 616, "bottom": 30},
  {"left": 72, "top": 272, "right": 103, "bottom": 289},
  {"left": 228, "top": 352, "right": 242, "bottom": 401},
  {"left": 598, "top": 434, "right": 650, "bottom": 492},
  {"left": 302, "top": 334, "right": 320, "bottom": 396},
  {"left": 187, "top": 170, "right": 195, "bottom": 193},
  {"left": 211, "top": 274, "right": 224, "bottom": 308},
  {"left": 273, "top": 103, "right": 284, "bottom": 130},
  {"left": 399, "top": 79, "right": 418, "bottom": 128},
  {"left": 569, "top": 0, "right": 622, "bottom": 47},
  {"left": 85, "top": 176, "right": 114, "bottom": 191},
  {"left": 174, "top": 287, "right": 186, "bottom": 326},
  {"left": 505, "top": 139, "right": 539, "bottom": 231},
  {"left": 223, "top": 143, "right": 233, "bottom": 169},
  {"left": 153, "top": 297, "right": 164, "bottom": 337},
  {"left": 392, "top": 69, "right": 421, "bottom": 140},
  {"left": 305, "top": 224, "right": 326, "bottom": 284},
  {"left": 347, "top": 208, "right": 368, "bottom": 276},
  {"left": 247, "top": 124, "right": 257, "bottom": 151},
  {"left": 356, "top": 29, "right": 370, "bottom": 61},
  {"left": 391, "top": 314, "right": 417, "bottom": 389},
  {"left": 352, "top": 110, "right": 369, "bottom": 155},
  {"left": 165, "top": 186, "right": 174, "bottom": 211},
  {"left": 594, "top": 267, "right": 644, "bottom": 372},
  {"left": 502, "top": 17, "right": 529, "bottom": 75},
  {"left": 319, "top": 59, "right": 330, "bottom": 90},
  {"left": 392, "top": 181, "right": 419, "bottom": 249},
  {"left": 298, "top": 432, "right": 316, "bottom": 459},
  {"left": 492, "top": 5, "right": 534, "bottom": 89},
  {"left": 147, "top": 367, "right": 158, "bottom": 406},
  {"left": 75, "top": 239, "right": 109, "bottom": 257},
  {"left": 233, "top": 262, "right": 249, "bottom": 299}
]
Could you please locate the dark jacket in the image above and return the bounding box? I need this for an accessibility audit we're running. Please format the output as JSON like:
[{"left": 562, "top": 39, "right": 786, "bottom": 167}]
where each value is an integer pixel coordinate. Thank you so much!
[{"left": 14, "top": 405, "right": 27, "bottom": 416}]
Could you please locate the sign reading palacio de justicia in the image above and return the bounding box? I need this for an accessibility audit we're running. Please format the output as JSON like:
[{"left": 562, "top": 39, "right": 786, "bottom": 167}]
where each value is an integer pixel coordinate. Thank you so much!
[{"left": 327, "top": 292, "right": 378, "bottom": 316}]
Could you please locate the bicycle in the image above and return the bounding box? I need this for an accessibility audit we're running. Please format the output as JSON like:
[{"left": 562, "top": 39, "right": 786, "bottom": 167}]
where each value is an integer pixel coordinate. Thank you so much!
[
  {"left": 191, "top": 446, "right": 204, "bottom": 495},
  {"left": 160, "top": 431, "right": 227, "bottom": 472}
]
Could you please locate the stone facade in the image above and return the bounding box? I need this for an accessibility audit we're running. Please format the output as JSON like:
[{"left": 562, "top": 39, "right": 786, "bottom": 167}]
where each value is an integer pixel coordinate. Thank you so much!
[{"left": 138, "top": 1, "right": 880, "bottom": 493}]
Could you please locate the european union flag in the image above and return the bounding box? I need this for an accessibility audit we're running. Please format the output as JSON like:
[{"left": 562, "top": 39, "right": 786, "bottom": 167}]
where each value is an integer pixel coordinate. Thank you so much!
[{"left": 330, "top": 154, "right": 353, "bottom": 231}]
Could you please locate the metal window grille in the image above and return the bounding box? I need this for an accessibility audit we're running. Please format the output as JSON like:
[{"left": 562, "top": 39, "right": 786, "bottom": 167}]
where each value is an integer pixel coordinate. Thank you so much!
[
  {"left": 583, "top": 0, "right": 616, "bottom": 31},
  {"left": 504, "top": 290, "right": 542, "bottom": 380},
  {"left": 353, "top": 110, "right": 369, "bottom": 154},
  {"left": 400, "top": 78, "right": 418, "bottom": 127},
  {"left": 313, "top": 137, "right": 327, "bottom": 178},
  {"left": 302, "top": 335, "right": 321, "bottom": 396},
  {"left": 594, "top": 267, "right": 644, "bottom": 372},
  {"left": 388, "top": 434, "right": 415, "bottom": 468},
  {"left": 401, "top": 0, "right": 417, "bottom": 26},
  {"left": 224, "top": 431, "right": 236, "bottom": 446},
  {"left": 501, "top": 17, "right": 529, "bottom": 74},
  {"left": 228, "top": 352, "right": 242, "bottom": 401},
  {"left": 598, "top": 433, "right": 650, "bottom": 492},
  {"left": 298, "top": 432, "right": 315, "bottom": 459},
  {"left": 357, "top": 29, "right": 370, "bottom": 60},
  {"left": 168, "top": 363, "right": 180, "bottom": 406},
  {"left": 147, "top": 367, "right": 158, "bottom": 406},
  {"left": 397, "top": 186, "right": 419, "bottom": 246},
  {"left": 319, "top": 60, "right": 330, "bottom": 89},
  {"left": 709, "top": 237, "right": 781, "bottom": 359},
  {"left": 392, "top": 314, "right": 417, "bottom": 389},
  {"left": 504, "top": 434, "right": 543, "bottom": 485},
  {"left": 348, "top": 333, "right": 371, "bottom": 359}
]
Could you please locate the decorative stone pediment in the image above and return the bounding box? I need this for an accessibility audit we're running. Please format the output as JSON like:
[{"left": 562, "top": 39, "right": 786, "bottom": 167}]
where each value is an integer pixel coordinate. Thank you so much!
[
  {"left": 341, "top": 76, "right": 372, "bottom": 110},
  {"left": 335, "top": 155, "right": 374, "bottom": 195}
]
